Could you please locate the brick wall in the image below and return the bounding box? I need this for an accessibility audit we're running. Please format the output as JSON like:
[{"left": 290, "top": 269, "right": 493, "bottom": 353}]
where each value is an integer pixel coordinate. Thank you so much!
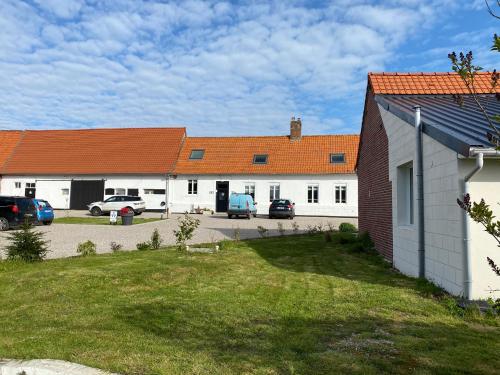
[{"left": 357, "top": 90, "right": 393, "bottom": 260}]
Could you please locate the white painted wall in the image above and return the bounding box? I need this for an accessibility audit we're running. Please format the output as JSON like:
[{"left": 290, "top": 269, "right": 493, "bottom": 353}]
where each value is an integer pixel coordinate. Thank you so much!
[
  {"left": 170, "top": 174, "right": 358, "bottom": 217},
  {"left": 0, "top": 175, "right": 168, "bottom": 210},
  {"left": 380, "top": 104, "right": 500, "bottom": 299}
]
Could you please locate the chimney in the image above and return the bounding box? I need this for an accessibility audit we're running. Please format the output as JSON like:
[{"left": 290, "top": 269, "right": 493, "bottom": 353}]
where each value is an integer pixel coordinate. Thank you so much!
[{"left": 290, "top": 116, "right": 302, "bottom": 141}]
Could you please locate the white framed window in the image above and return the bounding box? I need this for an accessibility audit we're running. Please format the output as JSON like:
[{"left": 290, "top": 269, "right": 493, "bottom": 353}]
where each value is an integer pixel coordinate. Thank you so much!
[
  {"left": 115, "top": 188, "right": 126, "bottom": 195},
  {"left": 61, "top": 188, "right": 69, "bottom": 196},
  {"left": 397, "top": 162, "right": 414, "bottom": 226},
  {"left": 308, "top": 184, "right": 319, "bottom": 203},
  {"left": 14, "top": 182, "right": 21, "bottom": 189},
  {"left": 105, "top": 188, "right": 115, "bottom": 195},
  {"left": 144, "top": 189, "right": 166, "bottom": 195},
  {"left": 269, "top": 184, "right": 280, "bottom": 201},
  {"left": 26, "top": 182, "right": 36, "bottom": 188},
  {"left": 245, "top": 183, "right": 255, "bottom": 199},
  {"left": 335, "top": 185, "right": 347, "bottom": 204},
  {"left": 188, "top": 179, "right": 198, "bottom": 195}
]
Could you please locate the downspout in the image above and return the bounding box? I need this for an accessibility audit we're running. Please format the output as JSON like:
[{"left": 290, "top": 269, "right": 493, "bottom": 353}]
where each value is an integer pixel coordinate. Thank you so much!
[
  {"left": 462, "top": 151, "right": 484, "bottom": 300},
  {"left": 165, "top": 174, "right": 170, "bottom": 218},
  {"left": 414, "top": 106, "right": 425, "bottom": 279}
]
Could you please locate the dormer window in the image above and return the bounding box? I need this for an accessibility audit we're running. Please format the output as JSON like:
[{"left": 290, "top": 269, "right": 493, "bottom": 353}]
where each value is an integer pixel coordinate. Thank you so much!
[
  {"left": 253, "top": 154, "right": 268, "bottom": 164},
  {"left": 330, "top": 153, "right": 345, "bottom": 164},
  {"left": 189, "top": 149, "right": 205, "bottom": 160}
]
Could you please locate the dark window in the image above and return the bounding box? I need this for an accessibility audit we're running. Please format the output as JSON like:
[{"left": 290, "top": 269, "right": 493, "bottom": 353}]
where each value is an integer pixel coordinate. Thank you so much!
[
  {"left": 125, "top": 196, "right": 141, "bottom": 201},
  {"left": 189, "top": 150, "right": 205, "bottom": 159},
  {"left": 188, "top": 180, "right": 198, "bottom": 195},
  {"left": 105, "top": 188, "right": 115, "bottom": 195},
  {"left": 308, "top": 185, "right": 319, "bottom": 203},
  {"left": 127, "top": 188, "right": 139, "bottom": 196},
  {"left": 330, "top": 153, "right": 345, "bottom": 163},
  {"left": 335, "top": 185, "right": 347, "bottom": 204},
  {"left": 253, "top": 154, "right": 268, "bottom": 164},
  {"left": 269, "top": 184, "right": 280, "bottom": 201},
  {"left": 144, "top": 189, "right": 166, "bottom": 195}
]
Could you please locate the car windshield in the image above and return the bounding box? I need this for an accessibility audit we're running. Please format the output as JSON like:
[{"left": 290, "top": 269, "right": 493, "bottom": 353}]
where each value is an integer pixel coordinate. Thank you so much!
[
  {"left": 272, "top": 199, "right": 289, "bottom": 205},
  {"left": 104, "top": 197, "right": 116, "bottom": 202}
]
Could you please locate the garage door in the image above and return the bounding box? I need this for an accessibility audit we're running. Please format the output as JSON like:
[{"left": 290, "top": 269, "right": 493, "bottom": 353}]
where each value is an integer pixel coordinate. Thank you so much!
[{"left": 70, "top": 180, "right": 104, "bottom": 210}]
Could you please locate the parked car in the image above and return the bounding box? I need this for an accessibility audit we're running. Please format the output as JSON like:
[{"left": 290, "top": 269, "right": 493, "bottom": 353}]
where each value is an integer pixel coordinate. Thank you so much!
[
  {"left": 33, "top": 198, "right": 54, "bottom": 225},
  {"left": 88, "top": 195, "right": 146, "bottom": 216},
  {"left": 227, "top": 193, "right": 257, "bottom": 219},
  {"left": 269, "top": 199, "right": 295, "bottom": 219},
  {"left": 0, "top": 196, "right": 37, "bottom": 231}
]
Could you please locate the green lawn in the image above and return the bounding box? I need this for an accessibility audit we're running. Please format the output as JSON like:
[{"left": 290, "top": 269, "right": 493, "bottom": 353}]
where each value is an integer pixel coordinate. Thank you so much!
[
  {"left": 52, "top": 216, "right": 163, "bottom": 225},
  {"left": 0, "top": 235, "right": 498, "bottom": 374}
]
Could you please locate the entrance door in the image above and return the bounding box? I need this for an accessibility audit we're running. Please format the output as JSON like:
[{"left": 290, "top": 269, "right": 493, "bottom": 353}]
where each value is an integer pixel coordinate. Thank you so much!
[
  {"left": 70, "top": 180, "right": 105, "bottom": 210},
  {"left": 215, "top": 181, "right": 229, "bottom": 212}
]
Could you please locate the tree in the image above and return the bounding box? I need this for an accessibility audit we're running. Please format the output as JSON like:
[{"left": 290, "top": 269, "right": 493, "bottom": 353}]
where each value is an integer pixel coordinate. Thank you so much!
[
  {"left": 5, "top": 221, "right": 49, "bottom": 262},
  {"left": 450, "top": 1, "right": 500, "bottom": 278}
]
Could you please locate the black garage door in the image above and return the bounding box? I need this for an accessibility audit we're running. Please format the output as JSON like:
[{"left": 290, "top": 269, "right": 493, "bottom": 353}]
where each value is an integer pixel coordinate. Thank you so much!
[{"left": 70, "top": 180, "right": 105, "bottom": 210}]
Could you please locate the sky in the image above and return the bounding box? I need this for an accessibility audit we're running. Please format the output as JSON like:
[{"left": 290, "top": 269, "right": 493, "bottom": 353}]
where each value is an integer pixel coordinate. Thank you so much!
[{"left": 0, "top": 0, "right": 498, "bottom": 136}]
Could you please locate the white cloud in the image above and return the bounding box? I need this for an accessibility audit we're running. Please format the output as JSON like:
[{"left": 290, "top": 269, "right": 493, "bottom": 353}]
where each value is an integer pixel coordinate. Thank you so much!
[{"left": 0, "top": 0, "right": 488, "bottom": 135}]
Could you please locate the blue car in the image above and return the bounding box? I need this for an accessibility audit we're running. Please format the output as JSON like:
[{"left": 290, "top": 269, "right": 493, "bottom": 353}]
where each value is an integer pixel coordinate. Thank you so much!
[
  {"left": 227, "top": 193, "right": 257, "bottom": 219},
  {"left": 33, "top": 199, "right": 54, "bottom": 225}
]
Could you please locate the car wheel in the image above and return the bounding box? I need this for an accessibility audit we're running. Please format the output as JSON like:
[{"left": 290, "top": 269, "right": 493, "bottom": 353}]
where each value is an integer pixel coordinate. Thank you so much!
[
  {"left": 90, "top": 207, "right": 102, "bottom": 216},
  {"left": 43, "top": 220, "right": 52, "bottom": 226},
  {"left": 289, "top": 215, "right": 294, "bottom": 220},
  {"left": 253, "top": 213, "right": 257, "bottom": 218},
  {"left": 0, "top": 217, "right": 9, "bottom": 231},
  {"left": 268, "top": 215, "right": 273, "bottom": 219},
  {"left": 228, "top": 214, "right": 232, "bottom": 219},
  {"left": 247, "top": 213, "right": 251, "bottom": 219}
]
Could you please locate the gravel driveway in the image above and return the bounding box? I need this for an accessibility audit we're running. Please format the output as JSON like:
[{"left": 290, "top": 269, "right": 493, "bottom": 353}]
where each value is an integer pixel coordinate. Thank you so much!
[{"left": 0, "top": 211, "right": 357, "bottom": 259}]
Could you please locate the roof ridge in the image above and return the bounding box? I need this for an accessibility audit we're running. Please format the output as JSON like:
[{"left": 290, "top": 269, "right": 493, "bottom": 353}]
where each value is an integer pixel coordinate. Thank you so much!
[
  {"left": 22, "top": 126, "right": 187, "bottom": 132},
  {"left": 368, "top": 71, "right": 493, "bottom": 76},
  {"left": 185, "top": 134, "right": 359, "bottom": 140}
]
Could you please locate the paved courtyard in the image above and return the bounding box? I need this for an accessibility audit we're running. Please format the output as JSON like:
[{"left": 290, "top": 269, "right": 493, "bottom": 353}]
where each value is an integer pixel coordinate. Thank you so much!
[{"left": 0, "top": 211, "right": 357, "bottom": 259}]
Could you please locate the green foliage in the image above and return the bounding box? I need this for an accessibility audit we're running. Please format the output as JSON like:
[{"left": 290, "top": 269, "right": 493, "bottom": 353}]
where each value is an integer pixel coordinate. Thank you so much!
[
  {"left": 331, "top": 232, "right": 357, "bottom": 245},
  {"left": 358, "top": 232, "right": 375, "bottom": 251},
  {"left": 76, "top": 240, "right": 96, "bottom": 256},
  {"left": 257, "top": 226, "right": 268, "bottom": 238},
  {"left": 339, "top": 222, "right": 357, "bottom": 233},
  {"left": 110, "top": 242, "right": 123, "bottom": 252},
  {"left": 218, "top": 239, "right": 234, "bottom": 251},
  {"left": 173, "top": 213, "right": 200, "bottom": 250},
  {"left": 5, "top": 221, "right": 49, "bottom": 262},
  {"left": 136, "top": 242, "right": 151, "bottom": 251},
  {"left": 324, "top": 231, "right": 332, "bottom": 242},
  {"left": 150, "top": 228, "right": 163, "bottom": 250}
]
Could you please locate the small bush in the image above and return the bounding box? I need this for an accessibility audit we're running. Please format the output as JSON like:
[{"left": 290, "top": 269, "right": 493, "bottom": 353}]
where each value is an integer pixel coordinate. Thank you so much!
[
  {"left": 277, "top": 222, "right": 285, "bottom": 236},
  {"left": 324, "top": 231, "right": 333, "bottom": 242},
  {"left": 331, "top": 232, "right": 357, "bottom": 245},
  {"left": 150, "top": 228, "right": 163, "bottom": 250},
  {"left": 77, "top": 240, "right": 96, "bottom": 256},
  {"left": 173, "top": 213, "right": 201, "bottom": 250},
  {"left": 218, "top": 239, "right": 234, "bottom": 250},
  {"left": 136, "top": 242, "right": 151, "bottom": 251},
  {"left": 257, "top": 226, "right": 268, "bottom": 238},
  {"left": 306, "top": 225, "right": 317, "bottom": 235},
  {"left": 232, "top": 226, "right": 241, "bottom": 242},
  {"left": 110, "top": 242, "right": 123, "bottom": 252},
  {"left": 5, "top": 221, "right": 49, "bottom": 262},
  {"left": 339, "top": 222, "right": 357, "bottom": 233},
  {"left": 291, "top": 222, "right": 300, "bottom": 234}
]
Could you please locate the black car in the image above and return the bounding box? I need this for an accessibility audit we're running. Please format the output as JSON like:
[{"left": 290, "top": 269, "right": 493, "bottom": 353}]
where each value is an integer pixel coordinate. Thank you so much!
[
  {"left": 269, "top": 199, "right": 295, "bottom": 219},
  {"left": 0, "top": 196, "right": 37, "bottom": 231}
]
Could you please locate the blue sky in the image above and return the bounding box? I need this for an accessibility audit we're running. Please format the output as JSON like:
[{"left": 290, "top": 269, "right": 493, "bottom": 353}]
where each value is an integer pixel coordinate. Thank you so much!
[{"left": 0, "top": 0, "right": 497, "bottom": 136}]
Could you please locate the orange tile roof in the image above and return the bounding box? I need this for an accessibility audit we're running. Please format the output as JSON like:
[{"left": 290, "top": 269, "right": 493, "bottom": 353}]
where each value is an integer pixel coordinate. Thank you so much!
[
  {"left": 174, "top": 135, "right": 359, "bottom": 175},
  {"left": 0, "top": 131, "right": 22, "bottom": 170},
  {"left": 2, "top": 127, "right": 186, "bottom": 175},
  {"left": 369, "top": 72, "right": 500, "bottom": 95}
]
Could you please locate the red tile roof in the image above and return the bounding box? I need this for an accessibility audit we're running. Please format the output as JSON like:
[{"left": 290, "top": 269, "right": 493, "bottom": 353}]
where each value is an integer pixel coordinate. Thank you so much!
[
  {"left": 0, "top": 131, "right": 22, "bottom": 171},
  {"left": 2, "top": 128, "right": 186, "bottom": 175},
  {"left": 369, "top": 72, "right": 500, "bottom": 95},
  {"left": 174, "top": 135, "right": 359, "bottom": 175}
]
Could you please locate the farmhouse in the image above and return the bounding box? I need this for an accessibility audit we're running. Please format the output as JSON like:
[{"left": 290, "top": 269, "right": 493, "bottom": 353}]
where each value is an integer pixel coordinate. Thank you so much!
[
  {"left": 0, "top": 128, "right": 186, "bottom": 210},
  {"left": 357, "top": 72, "right": 500, "bottom": 300},
  {"left": 0, "top": 120, "right": 359, "bottom": 217},
  {"left": 171, "top": 118, "right": 359, "bottom": 216}
]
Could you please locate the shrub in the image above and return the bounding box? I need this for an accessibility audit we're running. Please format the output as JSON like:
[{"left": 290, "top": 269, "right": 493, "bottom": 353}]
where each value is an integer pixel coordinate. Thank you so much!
[
  {"left": 326, "top": 222, "right": 335, "bottom": 232},
  {"left": 150, "top": 228, "right": 163, "bottom": 250},
  {"left": 77, "top": 240, "right": 96, "bottom": 256},
  {"left": 357, "top": 232, "right": 375, "bottom": 252},
  {"left": 218, "top": 239, "right": 234, "bottom": 250},
  {"left": 136, "top": 242, "right": 151, "bottom": 251},
  {"left": 257, "top": 226, "right": 268, "bottom": 238},
  {"left": 173, "top": 213, "right": 200, "bottom": 250},
  {"left": 110, "top": 242, "right": 123, "bottom": 252},
  {"left": 5, "top": 220, "right": 49, "bottom": 262},
  {"left": 331, "top": 232, "right": 357, "bottom": 245},
  {"left": 277, "top": 222, "right": 285, "bottom": 236},
  {"left": 324, "top": 231, "right": 333, "bottom": 242},
  {"left": 339, "top": 222, "right": 357, "bottom": 233},
  {"left": 306, "top": 225, "right": 317, "bottom": 235},
  {"left": 291, "top": 222, "right": 300, "bottom": 234},
  {"left": 232, "top": 226, "right": 241, "bottom": 242}
]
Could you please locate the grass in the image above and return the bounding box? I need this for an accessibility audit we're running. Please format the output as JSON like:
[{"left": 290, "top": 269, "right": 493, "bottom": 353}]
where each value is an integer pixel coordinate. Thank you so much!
[
  {"left": 52, "top": 216, "right": 163, "bottom": 225},
  {"left": 0, "top": 235, "right": 498, "bottom": 374}
]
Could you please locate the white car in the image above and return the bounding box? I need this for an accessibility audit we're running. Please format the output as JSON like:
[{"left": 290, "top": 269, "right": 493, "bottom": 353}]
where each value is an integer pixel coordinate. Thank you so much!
[{"left": 88, "top": 196, "right": 146, "bottom": 216}]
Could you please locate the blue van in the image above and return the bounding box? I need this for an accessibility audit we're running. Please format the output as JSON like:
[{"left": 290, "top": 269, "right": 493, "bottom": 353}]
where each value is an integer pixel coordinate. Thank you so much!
[
  {"left": 33, "top": 199, "right": 54, "bottom": 225},
  {"left": 227, "top": 193, "right": 257, "bottom": 219}
]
